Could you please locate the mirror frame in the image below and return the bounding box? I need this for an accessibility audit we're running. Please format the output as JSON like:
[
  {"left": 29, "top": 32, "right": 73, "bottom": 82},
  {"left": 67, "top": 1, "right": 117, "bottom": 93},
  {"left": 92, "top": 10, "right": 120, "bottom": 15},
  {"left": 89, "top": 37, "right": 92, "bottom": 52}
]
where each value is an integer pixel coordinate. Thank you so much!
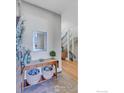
[{"left": 32, "top": 31, "right": 47, "bottom": 51}]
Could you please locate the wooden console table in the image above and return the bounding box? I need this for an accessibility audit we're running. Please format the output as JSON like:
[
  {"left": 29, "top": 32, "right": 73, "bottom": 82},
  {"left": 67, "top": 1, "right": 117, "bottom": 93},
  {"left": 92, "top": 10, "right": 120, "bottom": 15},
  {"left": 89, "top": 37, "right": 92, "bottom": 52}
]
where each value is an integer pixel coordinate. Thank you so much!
[{"left": 22, "top": 59, "right": 58, "bottom": 88}]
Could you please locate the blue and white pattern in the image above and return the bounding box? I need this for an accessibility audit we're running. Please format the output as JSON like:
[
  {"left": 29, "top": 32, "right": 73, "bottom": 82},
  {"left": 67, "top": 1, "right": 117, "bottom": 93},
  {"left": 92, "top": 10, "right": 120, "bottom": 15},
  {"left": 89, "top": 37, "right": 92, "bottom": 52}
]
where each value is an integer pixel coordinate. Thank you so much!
[
  {"left": 43, "top": 66, "right": 53, "bottom": 71},
  {"left": 28, "top": 69, "right": 40, "bottom": 75}
]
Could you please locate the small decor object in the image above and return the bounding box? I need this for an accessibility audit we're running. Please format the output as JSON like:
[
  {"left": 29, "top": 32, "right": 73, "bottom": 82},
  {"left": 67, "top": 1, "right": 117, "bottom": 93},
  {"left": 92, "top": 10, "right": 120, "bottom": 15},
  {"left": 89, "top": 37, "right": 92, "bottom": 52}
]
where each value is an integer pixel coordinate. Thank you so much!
[
  {"left": 61, "top": 46, "right": 64, "bottom": 52},
  {"left": 49, "top": 50, "right": 56, "bottom": 58},
  {"left": 23, "top": 48, "right": 31, "bottom": 64},
  {"left": 26, "top": 69, "right": 41, "bottom": 85},
  {"left": 39, "top": 59, "right": 44, "bottom": 62},
  {"left": 42, "top": 65, "right": 54, "bottom": 79}
]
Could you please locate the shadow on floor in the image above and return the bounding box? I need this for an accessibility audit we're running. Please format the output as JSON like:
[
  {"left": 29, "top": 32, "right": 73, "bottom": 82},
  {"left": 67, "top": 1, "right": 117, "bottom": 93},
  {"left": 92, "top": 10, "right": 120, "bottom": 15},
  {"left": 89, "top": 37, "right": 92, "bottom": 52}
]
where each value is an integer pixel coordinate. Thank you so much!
[{"left": 24, "top": 73, "right": 77, "bottom": 93}]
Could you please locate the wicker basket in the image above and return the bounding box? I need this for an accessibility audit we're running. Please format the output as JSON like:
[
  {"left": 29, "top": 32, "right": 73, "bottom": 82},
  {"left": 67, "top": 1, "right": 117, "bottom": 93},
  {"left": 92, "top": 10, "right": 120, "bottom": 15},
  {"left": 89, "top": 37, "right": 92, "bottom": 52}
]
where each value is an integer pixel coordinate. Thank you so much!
[
  {"left": 26, "top": 68, "right": 41, "bottom": 85},
  {"left": 42, "top": 66, "right": 54, "bottom": 79}
]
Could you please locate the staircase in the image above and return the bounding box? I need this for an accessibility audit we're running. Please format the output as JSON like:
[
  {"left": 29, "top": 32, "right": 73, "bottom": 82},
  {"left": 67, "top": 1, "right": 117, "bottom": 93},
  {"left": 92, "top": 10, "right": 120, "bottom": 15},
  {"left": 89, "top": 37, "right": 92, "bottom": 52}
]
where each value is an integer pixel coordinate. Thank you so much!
[{"left": 61, "top": 30, "right": 78, "bottom": 62}]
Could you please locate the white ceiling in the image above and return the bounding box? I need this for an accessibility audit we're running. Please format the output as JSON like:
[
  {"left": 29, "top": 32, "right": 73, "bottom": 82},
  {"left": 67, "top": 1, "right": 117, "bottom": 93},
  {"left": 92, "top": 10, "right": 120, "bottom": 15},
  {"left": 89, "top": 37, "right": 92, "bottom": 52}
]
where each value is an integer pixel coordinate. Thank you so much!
[{"left": 23, "top": 0, "right": 78, "bottom": 14}]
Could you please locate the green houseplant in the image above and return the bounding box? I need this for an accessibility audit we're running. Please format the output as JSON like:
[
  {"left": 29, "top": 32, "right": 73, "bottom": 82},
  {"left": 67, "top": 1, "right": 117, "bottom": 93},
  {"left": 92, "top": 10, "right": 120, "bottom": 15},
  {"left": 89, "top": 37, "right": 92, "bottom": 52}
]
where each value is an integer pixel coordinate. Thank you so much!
[{"left": 49, "top": 50, "right": 56, "bottom": 59}]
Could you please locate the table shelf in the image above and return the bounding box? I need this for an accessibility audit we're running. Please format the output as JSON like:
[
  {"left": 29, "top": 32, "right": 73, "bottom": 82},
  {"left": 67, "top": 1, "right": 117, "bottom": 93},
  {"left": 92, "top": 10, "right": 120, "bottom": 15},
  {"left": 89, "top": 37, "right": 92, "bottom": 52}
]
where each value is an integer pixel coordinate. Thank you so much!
[
  {"left": 22, "top": 59, "right": 58, "bottom": 89},
  {"left": 24, "top": 74, "right": 56, "bottom": 88}
]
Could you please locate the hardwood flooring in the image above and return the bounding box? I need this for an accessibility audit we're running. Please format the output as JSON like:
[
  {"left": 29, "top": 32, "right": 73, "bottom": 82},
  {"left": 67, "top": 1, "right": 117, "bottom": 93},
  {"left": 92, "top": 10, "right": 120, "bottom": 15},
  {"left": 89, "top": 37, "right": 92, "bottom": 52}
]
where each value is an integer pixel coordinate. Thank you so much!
[{"left": 62, "top": 60, "right": 78, "bottom": 80}]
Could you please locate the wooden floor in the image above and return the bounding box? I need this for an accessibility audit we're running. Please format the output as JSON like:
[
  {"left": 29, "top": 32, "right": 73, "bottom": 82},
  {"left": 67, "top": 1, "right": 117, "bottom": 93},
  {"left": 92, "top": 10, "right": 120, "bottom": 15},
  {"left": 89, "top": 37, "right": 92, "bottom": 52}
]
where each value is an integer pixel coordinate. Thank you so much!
[{"left": 62, "top": 60, "right": 78, "bottom": 80}]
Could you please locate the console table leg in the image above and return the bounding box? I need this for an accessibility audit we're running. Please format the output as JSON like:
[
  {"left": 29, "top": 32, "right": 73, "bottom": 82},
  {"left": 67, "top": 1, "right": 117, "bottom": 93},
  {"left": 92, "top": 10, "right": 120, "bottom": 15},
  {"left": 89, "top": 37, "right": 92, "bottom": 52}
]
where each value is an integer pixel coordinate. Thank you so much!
[{"left": 55, "top": 63, "right": 57, "bottom": 79}]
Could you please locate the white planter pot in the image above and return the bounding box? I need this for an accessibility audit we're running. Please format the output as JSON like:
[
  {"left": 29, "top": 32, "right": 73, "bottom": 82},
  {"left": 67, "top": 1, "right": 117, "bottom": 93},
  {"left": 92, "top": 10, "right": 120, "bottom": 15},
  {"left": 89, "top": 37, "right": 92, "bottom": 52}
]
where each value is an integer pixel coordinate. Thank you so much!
[
  {"left": 42, "top": 66, "right": 54, "bottom": 79},
  {"left": 26, "top": 68, "right": 41, "bottom": 85}
]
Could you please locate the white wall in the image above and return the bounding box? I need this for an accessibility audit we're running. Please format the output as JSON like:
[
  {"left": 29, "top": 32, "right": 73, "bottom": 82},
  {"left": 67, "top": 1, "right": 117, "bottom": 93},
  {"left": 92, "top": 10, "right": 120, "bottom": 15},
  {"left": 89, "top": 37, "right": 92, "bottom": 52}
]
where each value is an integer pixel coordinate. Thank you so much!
[
  {"left": 61, "top": 1, "right": 78, "bottom": 38},
  {"left": 17, "top": 1, "right": 62, "bottom": 71},
  {"left": 61, "top": 2, "right": 78, "bottom": 61}
]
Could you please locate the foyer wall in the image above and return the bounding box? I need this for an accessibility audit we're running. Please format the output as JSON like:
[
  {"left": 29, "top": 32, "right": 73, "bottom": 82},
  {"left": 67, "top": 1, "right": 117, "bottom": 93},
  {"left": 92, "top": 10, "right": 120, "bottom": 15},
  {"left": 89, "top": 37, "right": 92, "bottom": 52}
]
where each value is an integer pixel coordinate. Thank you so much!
[{"left": 17, "top": 1, "right": 62, "bottom": 71}]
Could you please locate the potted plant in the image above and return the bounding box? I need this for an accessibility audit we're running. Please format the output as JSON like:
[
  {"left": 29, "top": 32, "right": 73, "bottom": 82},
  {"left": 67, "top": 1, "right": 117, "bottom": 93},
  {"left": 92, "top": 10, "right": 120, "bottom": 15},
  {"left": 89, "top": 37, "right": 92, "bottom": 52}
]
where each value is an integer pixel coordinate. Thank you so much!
[{"left": 49, "top": 50, "right": 56, "bottom": 59}]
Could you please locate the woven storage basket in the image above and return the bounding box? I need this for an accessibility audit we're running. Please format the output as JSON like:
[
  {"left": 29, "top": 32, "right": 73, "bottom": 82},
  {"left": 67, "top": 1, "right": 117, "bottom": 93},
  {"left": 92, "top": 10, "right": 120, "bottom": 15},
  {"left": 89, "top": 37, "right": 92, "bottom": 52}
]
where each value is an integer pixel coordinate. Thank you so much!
[
  {"left": 26, "top": 68, "right": 41, "bottom": 85},
  {"left": 42, "top": 66, "right": 54, "bottom": 79}
]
